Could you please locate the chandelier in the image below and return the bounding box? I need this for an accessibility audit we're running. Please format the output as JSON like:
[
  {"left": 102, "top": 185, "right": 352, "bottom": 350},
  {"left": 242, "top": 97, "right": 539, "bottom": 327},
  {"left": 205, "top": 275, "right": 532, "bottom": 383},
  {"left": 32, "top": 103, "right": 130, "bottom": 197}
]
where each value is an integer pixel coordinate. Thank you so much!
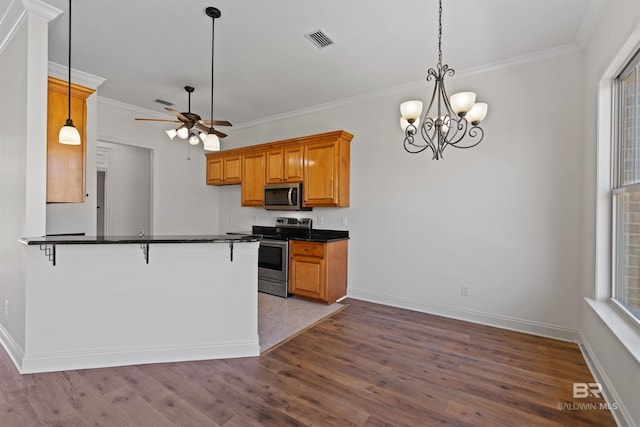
[{"left": 400, "top": 0, "right": 488, "bottom": 160}]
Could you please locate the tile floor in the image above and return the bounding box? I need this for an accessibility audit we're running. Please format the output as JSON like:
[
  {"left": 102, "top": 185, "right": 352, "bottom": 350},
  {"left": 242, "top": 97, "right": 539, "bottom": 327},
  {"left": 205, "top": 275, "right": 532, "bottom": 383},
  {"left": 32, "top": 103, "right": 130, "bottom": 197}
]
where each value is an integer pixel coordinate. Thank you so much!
[{"left": 258, "top": 292, "right": 346, "bottom": 353}]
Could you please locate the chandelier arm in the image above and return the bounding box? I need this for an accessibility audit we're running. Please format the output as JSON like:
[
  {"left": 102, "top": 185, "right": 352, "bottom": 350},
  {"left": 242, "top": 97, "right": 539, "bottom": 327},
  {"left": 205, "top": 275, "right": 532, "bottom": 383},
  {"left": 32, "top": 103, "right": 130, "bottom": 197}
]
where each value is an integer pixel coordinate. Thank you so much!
[
  {"left": 441, "top": 117, "right": 465, "bottom": 145},
  {"left": 449, "top": 126, "right": 485, "bottom": 149},
  {"left": 403, "top": 129, "right": 432, "bottom": 154},
  {"left": 420, "top": 118, "right": 438, "bottom": 155}
]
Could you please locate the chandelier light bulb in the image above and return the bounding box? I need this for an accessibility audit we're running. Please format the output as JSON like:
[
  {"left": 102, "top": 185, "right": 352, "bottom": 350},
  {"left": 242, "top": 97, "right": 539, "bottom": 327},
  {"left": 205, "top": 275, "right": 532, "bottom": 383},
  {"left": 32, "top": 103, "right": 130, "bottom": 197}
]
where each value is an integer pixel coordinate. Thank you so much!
[
  {"left": 450, "top": 92, "right": 476, "bottom": 116},
  {"left": 177, "top": 127, "right": 189, "bottom": 139},
  {"left": 400, "top": 100, "right": 423, "bottom": 122},
  {"left": 466, "top": 103, "right": 488, "bottom": 125},
  {"left": 189, "top": 134, "right": 200, "bottom": 145}
]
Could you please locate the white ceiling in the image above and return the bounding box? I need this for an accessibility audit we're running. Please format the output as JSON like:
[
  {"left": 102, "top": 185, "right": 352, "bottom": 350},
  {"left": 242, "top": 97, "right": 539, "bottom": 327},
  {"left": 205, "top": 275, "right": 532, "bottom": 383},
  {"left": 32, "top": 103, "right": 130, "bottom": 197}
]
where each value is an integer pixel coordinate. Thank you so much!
[{"left": 43, "top": 0, "right": 604, "bottom": 127}]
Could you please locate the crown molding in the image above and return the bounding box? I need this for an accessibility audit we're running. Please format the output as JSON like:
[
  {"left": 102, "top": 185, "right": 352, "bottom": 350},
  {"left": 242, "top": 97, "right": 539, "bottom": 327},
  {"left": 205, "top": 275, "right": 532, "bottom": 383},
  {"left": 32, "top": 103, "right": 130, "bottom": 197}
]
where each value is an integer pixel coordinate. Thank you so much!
[
  {"left": 236, "top": 43, "right": 582, "bottom": 130},
  {"left": 22, "top": 0, "right": 61, "bottom": 22},
  {"left": 93, "top": 42, "right": 583, "bottom": 132},
  {"left": 48, "top": 61, "right": 106, "bottom": 90},
  {"left": 98, "top": 96, "right": 170, "bottom": 119}
]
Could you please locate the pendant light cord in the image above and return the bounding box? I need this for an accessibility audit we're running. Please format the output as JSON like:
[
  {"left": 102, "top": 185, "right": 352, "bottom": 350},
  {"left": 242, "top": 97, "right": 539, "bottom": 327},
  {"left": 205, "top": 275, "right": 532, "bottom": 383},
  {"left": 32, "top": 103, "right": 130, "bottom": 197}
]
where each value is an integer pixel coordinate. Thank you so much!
[{"left": 67, "top": 0, "right": 72, "bottom": 121}]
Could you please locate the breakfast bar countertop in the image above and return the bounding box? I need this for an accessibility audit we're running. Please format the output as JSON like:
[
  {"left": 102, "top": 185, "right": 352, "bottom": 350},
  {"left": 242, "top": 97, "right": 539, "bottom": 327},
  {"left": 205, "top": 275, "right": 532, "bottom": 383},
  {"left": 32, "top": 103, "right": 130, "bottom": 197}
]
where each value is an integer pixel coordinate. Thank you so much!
[{"left": 19, "top": 234, "right": 262, "bottom": 245}]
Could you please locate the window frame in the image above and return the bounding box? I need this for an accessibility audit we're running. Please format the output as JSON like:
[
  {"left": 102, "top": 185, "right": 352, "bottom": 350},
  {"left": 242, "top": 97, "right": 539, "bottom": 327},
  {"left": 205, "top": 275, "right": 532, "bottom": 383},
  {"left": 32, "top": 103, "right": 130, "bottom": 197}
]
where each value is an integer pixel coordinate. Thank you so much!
[{"left": 611, "top": 51, "right": 640, "bottom": 326}]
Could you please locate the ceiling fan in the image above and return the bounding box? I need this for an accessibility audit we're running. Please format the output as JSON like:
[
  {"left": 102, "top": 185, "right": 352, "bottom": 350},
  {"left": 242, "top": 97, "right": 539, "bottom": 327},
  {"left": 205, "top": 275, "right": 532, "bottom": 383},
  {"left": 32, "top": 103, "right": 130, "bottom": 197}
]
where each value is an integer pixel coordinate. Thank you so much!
[{"left": 135, "top": 85, "right": 231, "bottom": 141}]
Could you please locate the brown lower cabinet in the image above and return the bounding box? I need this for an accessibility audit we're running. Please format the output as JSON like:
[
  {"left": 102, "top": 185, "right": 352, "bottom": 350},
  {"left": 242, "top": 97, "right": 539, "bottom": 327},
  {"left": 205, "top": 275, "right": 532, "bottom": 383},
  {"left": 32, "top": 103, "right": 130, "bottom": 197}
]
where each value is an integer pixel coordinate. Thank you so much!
[{"left": 288, "top": 239, "right": 348, "bottom": 304}]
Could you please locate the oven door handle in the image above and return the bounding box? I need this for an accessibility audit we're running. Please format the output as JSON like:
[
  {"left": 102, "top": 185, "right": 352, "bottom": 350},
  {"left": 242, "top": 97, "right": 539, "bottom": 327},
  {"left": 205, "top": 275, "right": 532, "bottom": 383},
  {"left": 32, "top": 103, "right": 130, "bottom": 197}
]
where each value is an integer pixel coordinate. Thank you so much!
[{"left": 287, "top": 188, "right": 294, "bottom": 206}]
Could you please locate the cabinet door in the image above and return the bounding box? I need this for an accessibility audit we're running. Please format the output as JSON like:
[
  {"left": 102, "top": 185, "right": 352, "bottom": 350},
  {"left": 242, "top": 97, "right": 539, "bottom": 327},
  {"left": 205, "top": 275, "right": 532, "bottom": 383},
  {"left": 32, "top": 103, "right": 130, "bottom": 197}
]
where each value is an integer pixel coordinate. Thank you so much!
[
  {"left": 223, "top": 156, "right": 242, "bottom": 184},
  {"left": 206, "top": 158, "right": 224, "bottom": 185},
  {"left": 289, "top": 255, "right": 325, "bottom": 300},
  {"left": 283, "top": 145, "right": 304, "bottom": 182},
  {"left": 241, "top": 152, "right": 265, "bottom": 206},
  {"left": 304, "top": 140, "right": 339, "bottom": 206},
  {"left": 47, "top": 77, "right": 94, "bottom": 203},
  {"left": 265, "top": 149, "right": 284, "bottom": 184}
]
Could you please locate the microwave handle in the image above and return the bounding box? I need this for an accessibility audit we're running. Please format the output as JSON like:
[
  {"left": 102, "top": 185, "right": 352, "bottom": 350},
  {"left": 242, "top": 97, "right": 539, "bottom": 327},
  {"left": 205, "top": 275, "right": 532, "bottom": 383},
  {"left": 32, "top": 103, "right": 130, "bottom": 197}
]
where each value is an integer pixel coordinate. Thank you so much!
[{"left": 288, "top": 188, "right": 294, "bottom": 206}]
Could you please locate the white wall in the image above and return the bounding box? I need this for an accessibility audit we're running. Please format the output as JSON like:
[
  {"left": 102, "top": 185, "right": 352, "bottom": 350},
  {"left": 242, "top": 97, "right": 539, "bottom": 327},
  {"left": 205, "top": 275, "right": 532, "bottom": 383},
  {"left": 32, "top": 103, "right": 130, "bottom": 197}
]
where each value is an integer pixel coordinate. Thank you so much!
[
  {"left": 219, "top": 51, "right": 585, "bottom": 338},
  {"left": 97, "top": 99, "right": 219, "bottom": 235},
  {"left": 0, "top": 14, "right": 29, "bottom": 354}
]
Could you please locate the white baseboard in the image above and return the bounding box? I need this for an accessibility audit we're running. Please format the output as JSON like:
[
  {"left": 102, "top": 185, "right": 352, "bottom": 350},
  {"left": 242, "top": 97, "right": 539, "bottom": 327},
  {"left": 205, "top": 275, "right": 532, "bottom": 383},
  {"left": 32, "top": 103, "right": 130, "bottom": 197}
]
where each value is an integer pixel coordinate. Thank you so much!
[
  {"left": 347, "top": 288, "right": 580, "bottom": 342},
  {"left": 0, "top": 322, "right": 25, "bottom": 373},
  {"left": 579, "top": 331, "right": 636, "bottom": 427},
  {"left": 18, "top": 340, "right": 259, "bottom": 374}
]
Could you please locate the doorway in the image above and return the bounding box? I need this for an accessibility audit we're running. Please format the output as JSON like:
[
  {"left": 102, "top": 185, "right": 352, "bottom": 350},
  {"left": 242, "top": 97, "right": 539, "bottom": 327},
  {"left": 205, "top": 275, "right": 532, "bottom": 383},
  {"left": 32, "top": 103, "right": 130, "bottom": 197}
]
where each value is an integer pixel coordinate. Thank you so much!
[{"left": 96, "top": 142, "right": 152, "bottom": 236}]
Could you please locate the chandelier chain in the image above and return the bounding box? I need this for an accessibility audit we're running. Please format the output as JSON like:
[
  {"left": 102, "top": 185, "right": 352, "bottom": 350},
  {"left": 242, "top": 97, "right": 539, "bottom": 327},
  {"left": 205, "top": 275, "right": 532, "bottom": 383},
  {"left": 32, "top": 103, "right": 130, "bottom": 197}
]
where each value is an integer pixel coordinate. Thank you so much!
[{"left": 437, "top": 0, "right": 442, "bottom": 68}]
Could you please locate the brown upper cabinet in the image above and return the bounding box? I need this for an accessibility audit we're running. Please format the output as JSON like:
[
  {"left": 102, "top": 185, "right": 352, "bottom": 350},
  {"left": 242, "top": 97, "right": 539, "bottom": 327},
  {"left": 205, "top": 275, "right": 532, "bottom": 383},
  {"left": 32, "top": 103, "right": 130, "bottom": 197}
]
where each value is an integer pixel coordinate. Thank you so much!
[
  {"left": 206, "top": 154, "right": 241, "bottom": 185},
  {"left": 303, "top": 133, "right": 351, "bottom": 207},
  {"left": 265, "top": 145, "right": 304, "bottom": 184},
  {"left": 241, "top": 151, "right": 265, "bottom": 206},
  {"left": 47, "top": 76, "right": 94, "bottom": 203},
  {"left": 205, "top": 130, "right": 353, "bottom": 208}
]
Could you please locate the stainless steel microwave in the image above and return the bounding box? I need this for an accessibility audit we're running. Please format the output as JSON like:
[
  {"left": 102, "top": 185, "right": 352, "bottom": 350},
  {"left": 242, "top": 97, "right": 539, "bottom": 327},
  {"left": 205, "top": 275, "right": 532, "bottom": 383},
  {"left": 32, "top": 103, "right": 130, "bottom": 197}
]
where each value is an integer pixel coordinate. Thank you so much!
[{"left": 264, "top": 183, "right": 311, "bottom": 211}]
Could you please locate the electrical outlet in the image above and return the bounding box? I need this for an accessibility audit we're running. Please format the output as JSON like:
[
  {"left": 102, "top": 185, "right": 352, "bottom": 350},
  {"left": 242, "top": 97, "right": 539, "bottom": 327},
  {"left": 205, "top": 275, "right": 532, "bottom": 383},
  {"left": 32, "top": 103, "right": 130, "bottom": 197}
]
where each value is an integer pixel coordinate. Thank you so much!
[
  {"left": 461, "top": 285, "right": 469, "bottom": 297},
  {"left": 341, "top": 217, "right": 348, "bottom": 226},
  {"left": 4, "top": 299, "right": 8, "bottom": 316},
  {"left": 318, "top": 217, "right": 324, "bottom": 225}
]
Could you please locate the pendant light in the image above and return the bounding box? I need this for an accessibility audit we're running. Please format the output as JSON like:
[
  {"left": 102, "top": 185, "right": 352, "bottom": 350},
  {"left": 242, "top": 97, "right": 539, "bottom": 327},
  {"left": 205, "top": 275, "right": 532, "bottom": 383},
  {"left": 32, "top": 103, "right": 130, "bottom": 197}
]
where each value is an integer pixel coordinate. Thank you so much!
[
  {"left": 59, "top": 0, "right": 81, "bottom": 145},
  {"left": 203, "top": 7, "right": 221, "bottom": 152}
]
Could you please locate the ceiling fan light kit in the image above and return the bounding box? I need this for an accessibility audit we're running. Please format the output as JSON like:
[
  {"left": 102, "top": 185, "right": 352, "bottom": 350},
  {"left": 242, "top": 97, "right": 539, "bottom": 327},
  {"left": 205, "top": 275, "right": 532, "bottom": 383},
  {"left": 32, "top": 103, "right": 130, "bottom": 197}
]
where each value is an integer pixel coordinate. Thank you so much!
[
  {"left": 135, "top": 6, "right": 231, "bottom": 152},
  {"left": 59, "top": 0, "right": 81, "bottom": 145},
  {"left": 400, "top": 0, "right": 488, "bottom": 160}
]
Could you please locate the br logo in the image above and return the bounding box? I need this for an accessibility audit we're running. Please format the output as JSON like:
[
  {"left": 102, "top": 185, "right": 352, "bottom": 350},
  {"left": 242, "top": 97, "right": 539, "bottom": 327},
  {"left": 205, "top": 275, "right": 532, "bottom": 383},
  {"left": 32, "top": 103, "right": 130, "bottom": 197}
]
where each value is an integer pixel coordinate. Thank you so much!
[{"left": 573, "top": 383, "right": 603, "bottom": 399}]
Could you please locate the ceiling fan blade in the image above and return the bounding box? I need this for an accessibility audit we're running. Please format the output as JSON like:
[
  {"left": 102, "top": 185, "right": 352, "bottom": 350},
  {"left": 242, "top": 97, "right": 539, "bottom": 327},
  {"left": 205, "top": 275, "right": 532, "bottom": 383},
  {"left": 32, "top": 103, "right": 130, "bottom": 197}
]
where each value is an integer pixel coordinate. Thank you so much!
[
  {"left": 135, "top": 118, "right": 181, "bottom": 123},
  {"left": 164, "top": 107, "right": 189, "bottom": 122},
  {"left": 196, "top": 124, "right": 211, "bottom": 134},
  {"left": 199, "top": 119, "right": 232, "bottom": 127},
  {"left": 196, "top": 123, "right": 227, "bottom": 138},
  {"left": 212, "top": 129, "right": 227, "bottom": 138}
]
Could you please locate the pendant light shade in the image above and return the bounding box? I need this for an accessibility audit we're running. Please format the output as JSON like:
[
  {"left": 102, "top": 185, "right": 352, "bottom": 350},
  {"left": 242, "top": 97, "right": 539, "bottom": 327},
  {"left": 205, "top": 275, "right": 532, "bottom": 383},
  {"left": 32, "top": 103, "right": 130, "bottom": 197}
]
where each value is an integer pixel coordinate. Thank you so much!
[
  {"left": 203, "top": 133, "right": 220, "bottom": 151},
  {"left": 59, "top": 0, "right": 80, "bottom": 145},
  {"left": 59, "top": 119, "right": 81, "bottom": 145}
]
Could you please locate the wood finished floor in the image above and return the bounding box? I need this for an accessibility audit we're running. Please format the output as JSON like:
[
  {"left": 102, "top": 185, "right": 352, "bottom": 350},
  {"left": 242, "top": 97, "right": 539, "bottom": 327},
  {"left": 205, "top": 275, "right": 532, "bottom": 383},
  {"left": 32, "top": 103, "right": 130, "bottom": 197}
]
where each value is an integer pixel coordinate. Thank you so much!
[{"left": 0, "top": 299, "right": 616, "bottom": 426}]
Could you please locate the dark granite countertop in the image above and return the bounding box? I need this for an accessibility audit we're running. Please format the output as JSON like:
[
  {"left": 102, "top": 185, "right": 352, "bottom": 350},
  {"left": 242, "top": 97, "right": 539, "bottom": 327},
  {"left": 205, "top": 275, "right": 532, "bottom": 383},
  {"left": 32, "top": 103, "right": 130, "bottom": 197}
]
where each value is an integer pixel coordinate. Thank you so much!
[
  {"left": 19, "top": 234, "right": 262, "bottom": 246},
  {"left": 250, "top": 226, "right": 349, "bottom": 243}
]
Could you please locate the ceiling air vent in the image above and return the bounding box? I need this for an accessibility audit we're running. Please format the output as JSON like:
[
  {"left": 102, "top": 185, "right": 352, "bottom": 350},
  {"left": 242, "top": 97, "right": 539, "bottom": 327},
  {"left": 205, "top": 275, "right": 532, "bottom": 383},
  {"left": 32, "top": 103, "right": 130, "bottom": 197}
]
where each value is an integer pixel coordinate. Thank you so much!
[
  {"left": 305, "top": 29, "right": 335, "bottom": 49},
  {"left": 154, "top": 98, "right": 174, "bottom": 107}
]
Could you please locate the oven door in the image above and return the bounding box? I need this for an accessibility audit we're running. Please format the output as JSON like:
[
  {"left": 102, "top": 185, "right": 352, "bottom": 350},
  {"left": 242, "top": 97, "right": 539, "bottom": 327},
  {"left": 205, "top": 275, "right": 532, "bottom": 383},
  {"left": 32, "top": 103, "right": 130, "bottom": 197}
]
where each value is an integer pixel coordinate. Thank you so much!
[{"left": 258, "top": 239, "right": 288, "bottom": 283}]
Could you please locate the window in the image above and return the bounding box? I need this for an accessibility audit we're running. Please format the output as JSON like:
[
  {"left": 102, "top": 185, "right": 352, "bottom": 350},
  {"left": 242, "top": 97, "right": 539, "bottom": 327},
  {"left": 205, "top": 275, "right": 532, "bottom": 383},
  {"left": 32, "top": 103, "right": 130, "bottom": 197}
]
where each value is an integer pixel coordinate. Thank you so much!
[{"left": 613, "top": 51, "right": 640, "bottom": 321}]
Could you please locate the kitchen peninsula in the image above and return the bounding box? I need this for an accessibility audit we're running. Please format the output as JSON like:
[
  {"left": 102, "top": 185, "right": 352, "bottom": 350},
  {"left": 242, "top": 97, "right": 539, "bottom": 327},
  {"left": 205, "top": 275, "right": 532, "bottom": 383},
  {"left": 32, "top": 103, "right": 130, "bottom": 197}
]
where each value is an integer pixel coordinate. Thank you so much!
[{"left": 12, "top": 235, "right": 261, "bottom": 374}]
